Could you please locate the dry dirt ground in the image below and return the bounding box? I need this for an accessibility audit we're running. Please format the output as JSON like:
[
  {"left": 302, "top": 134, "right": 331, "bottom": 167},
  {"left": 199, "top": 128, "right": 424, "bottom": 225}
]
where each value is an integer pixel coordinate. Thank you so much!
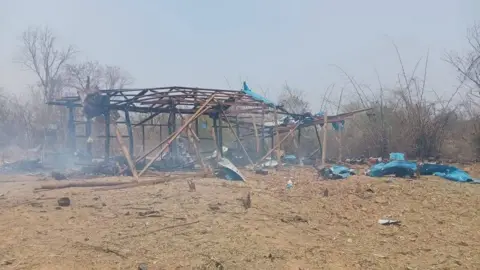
[{"left": 0, "top": 167, "right": 479, "bottom": 270}]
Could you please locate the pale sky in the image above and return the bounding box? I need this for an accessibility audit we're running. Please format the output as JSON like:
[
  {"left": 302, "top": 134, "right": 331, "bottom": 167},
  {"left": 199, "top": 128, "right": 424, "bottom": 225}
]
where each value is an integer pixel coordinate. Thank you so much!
[{"left": 1, "top": 0, "right": 478, "bottom": 110}]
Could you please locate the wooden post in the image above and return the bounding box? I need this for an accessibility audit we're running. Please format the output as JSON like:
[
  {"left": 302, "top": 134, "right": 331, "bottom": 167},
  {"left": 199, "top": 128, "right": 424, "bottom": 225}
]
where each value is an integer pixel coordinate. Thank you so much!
[
  {"left": 67, "top": 105, "right": 76, "bottom": 153},
  {"left": 138, "top": 95, "right": 215, "bottom": 177},
  {"left": 251, "top": 114, "right": 260, "bottom": 153},
  {"left": 114, "top": 124, "right": 139, "bottom": 181},
  {"left": 218, "top": 117, "right": 224, "bottom": 157},
  {"left": 187, "top": 126, "right": 209, "bottom": 176},
  {"left": 321, "top": 113, "right": 328, "bottom": 165},
  {"left": 141, "top": 124, "right": 146, "bottom": 153},
  {"left": 338, "top": 128, "right": 343, "bottom": 162},
  {"left": 261, "top": 106, "right": 265, "bottom": 155},
  {"left": 256, "top": 122, "right": 301, "bottom": 166},
  {"left": 314, "top": 125, "right": 323, "bottom": 156},
  {"left": 86, "top": 117, "right": 92, "bottom": 158},
  {"left": 211, "top": 126, "right": 220, "bottom": 161},
  {"left": 274, "top": 108, "right": 281, "bottom": 168},
  {"left": 220, "top": 111, "right": 255, "bottom": 167},
  {"left": 124, "top": 109, "right": 134, "bottom": 158},
  {"left": 104, "top": 111, "right": 111, "bottom": 161}
]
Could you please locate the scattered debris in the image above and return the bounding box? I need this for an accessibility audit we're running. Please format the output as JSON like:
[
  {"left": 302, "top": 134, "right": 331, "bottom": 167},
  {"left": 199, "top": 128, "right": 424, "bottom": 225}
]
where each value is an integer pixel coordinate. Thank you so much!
[
  {"left": 286, "top": 179, "right": 293, "bottom": 189},
  {"left": 378, "top": 219, "right": 401, "bottom": 225},
  {"left": 216, "top": 157, "right": 246, "bottom": 181},
  {"left": 281, "top": 215, "right": 308, "bottom": 223},
  {"left": 315, "top": 164, "right": 355, "bottom": 180},
  {"left": 0, "top": 159, "right": 43, "bottom": 174},
  {"left": 323, "top": 188, "right": 329, "bottom": 197},
  {"left": 187, "top": 179, "right": 196, "bottom": 192},
  {"left": 51, "top": 171, "right": 67, "bottom": 180},
  {"left": 57, "top": 197, "right": 71, "bottom": 207},
  {"left": 255, "top": 169, "right": 268, "bottom": 175},
  {"left": 242, "top": 192, "right": 251, "bottom": 209},
  {"left": 138, "top": 210, "right": 162, "bottom": 217},
  {"left": 208, "top": 203, "right": 221, "bottom": 211},
  {"left": 1, "top": 259, "right": 14, "bottom": 266}
]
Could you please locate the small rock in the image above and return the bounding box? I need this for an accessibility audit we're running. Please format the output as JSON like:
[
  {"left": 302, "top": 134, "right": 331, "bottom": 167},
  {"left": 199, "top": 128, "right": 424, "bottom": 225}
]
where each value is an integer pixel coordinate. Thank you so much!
[
  {"left": 374, "top": 196, "right": 388, "bottom": 204},
  {"left": 1, "top": 259, "right": 14, "bottom": 265},
  {"left": 57, "top": 197, "right": 71, "bottom": 207},
  {"left": 102, "top": 202, "right": 107, "bottom": 207},
  {"left": 323, "top": 188, "right": 329, "bottom": 197},
  {"left": 255, "top": 169, "right": 268, "bottom": 175},
  {"left": 208, "top": 203, "right": 221, "bottom": 211},
  {"left": 138, "top": 263, "right": 148, "bottom": 270}
]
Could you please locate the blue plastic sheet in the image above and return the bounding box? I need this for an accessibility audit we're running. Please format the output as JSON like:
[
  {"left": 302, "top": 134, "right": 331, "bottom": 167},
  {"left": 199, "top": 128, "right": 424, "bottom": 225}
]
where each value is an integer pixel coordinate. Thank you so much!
[
  {"left": 331, "top": 165, "right": 353, "bottom": 179},
  {"left": 433, "top": 170, "right": 474, "bottom": 183},
  {"left": 283, "top": 154, "right": 297, "bottom": 163},
  {"left": 389, "top": 152, "right": 405, "bottom": 161},
  {"left": 368, "top": 156, "right": 479, "bottom": 183},
  {"left": 368, "top": 160, "right": 416, "bottom": 177},
  {"left": 242, "top": 82, "right": 276, "bottom": 108},
  {"left": 332, "top": 121, "right": 345, "bottom": 131}
]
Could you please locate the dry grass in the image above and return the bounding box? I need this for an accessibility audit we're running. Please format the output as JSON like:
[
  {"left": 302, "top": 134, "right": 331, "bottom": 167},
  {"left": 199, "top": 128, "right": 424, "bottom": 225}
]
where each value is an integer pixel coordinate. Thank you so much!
[{"left": 0, "top": 167, "right": 479, "bottom": 269}]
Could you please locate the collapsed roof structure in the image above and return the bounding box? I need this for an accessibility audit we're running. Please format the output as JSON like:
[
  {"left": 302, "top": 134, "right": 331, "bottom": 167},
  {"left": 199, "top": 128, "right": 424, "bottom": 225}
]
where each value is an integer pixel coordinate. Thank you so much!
[{"left": 47, "top": 82, "right": 371, "bottom": 177}]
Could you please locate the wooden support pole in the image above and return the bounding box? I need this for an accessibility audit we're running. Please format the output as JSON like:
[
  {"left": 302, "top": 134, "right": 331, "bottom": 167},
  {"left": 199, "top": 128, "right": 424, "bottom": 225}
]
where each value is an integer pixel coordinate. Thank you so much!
[
  {"left": 338, "top": 128, "right": 343, "bottom": 162},
  {"left": 85, "top": 117, "right": 92, "bottom": 158},
  {"left": 138, "top": 95, "right": 215, "bottom": 177},
  {"left": 218, "top": 117, "right": 224, "bottom": 157},
  {"left": 251, "top": 114, "right": 260, "bottom": 153},
  {"left": 321, "top": 113, "right": 328, "bottom": 165},
  {"left": 141, "top": 125, "right": 146, "bottom": 153},
  {"left": 211, "top": 126, "right": 220, "bottom": 161},
  {"left": 261, "top": 106, "right": 265, "bottom": 155},
  {"left": 104, "top": 111, "right": 111, "bottom": 161},
  {"left": 114, "top": 124, "right": 139, "bottom": 181},
  {"left": 255, "top": 122, "right": 301, "bottom": 166},
  {"left": 177, "top": 112, "right": 200, "bottom": 142},
  {"left": 67, "top": 105, "right": 76, "bottom": 153},
  {"left": 314, "top": 124, "right": 323, "bottom": 156},
  {"left": 168, "top": 110, "right": 177, "bottom": 154},
  {"left": 236, "top": 116, "right": 241, "bottom": 149},
  {"left": 187, "top": 126, "right": 209, "bottom": 176},
  {"left": 124, "top": 109, "right": 134, "bottom": 158},
  {"left": 220, "top": 111, "right": 255, "bottom": 167}
]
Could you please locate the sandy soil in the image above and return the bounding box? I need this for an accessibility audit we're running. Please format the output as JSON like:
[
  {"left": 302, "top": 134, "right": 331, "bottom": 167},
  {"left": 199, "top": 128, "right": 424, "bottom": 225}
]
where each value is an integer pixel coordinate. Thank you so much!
[{"left": 0, "top": 167, "right": 479, "bottom": 270}]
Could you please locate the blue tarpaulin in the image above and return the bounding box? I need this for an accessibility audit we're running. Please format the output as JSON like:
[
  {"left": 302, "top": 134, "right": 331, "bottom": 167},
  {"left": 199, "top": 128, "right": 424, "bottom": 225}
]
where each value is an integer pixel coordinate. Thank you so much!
[
  {"left": 389, "top": 152, "right": 405, "bottom": 161},
  {"left": 367, "top": 155, "right": 479, "bottom": 183},
  {"left": 320, "top": 165, "right": 354, "bottom": 179},
  {"left": 331, "top": 165, "right": 353, "bottom": 179},
  {"left": 242, "top": 82, "right": 276, "bottom": 108},
  {"left": 368, "top": 160, "right": 416, "bottom": 177},
  {"left": 332, "top": 121, "right": 345, "bottom": 131}
]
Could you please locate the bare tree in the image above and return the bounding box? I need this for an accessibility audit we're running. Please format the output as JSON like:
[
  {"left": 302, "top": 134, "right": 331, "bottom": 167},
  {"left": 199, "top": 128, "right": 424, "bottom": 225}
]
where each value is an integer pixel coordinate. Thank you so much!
[
  {"left": 17, "top": 26, "right": 76, "bottom": 102},
  {"left": 102, "top": 65, "right": 133, "bottom": 89},
  {"left": 65, "top": 62, "right": 133, "bottom": 91},
  {"left": 446, "top": 22, "right": 480, "bottom": 99},
  {"left": 64, "top": 61, "right": 104, "bottom": 92},
  {"left": 278, "top": 84, "right": 310, "bottom": 114}
]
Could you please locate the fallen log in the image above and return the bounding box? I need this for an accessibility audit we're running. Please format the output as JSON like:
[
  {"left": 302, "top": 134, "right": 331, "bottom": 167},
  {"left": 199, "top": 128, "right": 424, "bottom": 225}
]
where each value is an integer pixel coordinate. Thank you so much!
[
  {"left": 35, "top": 180, "right": 134, "bottom": 190},
  {"left": 93, "top": 178, "right": 172, "bottom": 191}
]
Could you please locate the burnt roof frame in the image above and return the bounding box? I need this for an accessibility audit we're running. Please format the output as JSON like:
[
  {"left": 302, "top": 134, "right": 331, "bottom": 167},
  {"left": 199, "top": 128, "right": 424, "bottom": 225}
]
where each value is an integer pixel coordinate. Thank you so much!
[{"left": 47, "top": 86, "right": 287, "bottom": 117}]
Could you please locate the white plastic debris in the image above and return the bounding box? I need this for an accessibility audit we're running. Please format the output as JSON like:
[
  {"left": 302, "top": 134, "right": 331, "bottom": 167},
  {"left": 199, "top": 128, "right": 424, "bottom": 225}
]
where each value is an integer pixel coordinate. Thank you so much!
[{"left": 378, "top": 219, "right": 401, "bottom": 225}]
